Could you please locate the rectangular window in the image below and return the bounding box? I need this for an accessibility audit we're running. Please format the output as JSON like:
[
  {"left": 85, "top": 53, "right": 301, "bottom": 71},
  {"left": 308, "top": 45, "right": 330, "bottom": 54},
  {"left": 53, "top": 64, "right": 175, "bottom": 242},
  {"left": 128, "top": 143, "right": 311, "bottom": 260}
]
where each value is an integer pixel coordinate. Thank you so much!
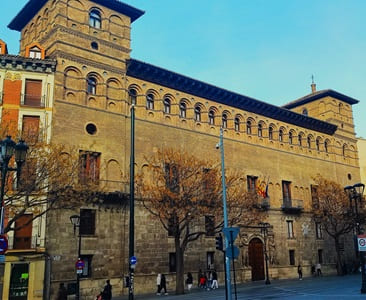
[
  {"left": 311, "top": 185, "right": 319, "bottom": 209},
  {"left": 80, "top": 255, "right": 93, "bottom": 278},
  {"left": 164, "top": 163, "right": 179, "bottom": 193},
  {"left": 19, "top": 158, "right": 38, "bottom": 191},
  {"left": 167, "top": 214, "right": 176, "bottom": 237},
  {"left": 14, "top": 214, "right": 33, "bottom": 249},
  {"left": 205, "top": 216, "right": 215, "bottom": 237},
  {"left": 318, "top": 249, "right": 323, "bottom": 264},
  {"left": 169, "top": 252, "right": 176, "bottom": 272},
  {"left": 22, "top": 115, "right": 40, "bottom": 144},
  {"left": 79, "top": 151, "right": 101, "bottom": 185},
  {"left": 287, "top": 220, "right": 294, "bottom": 239},
  {"left": 24, "top": 79, "right": 42, "bottom": 106},
  {"left": 207, "top": 252, "right": 214, "bottom": 270},
  {"left": 316, "top": 222, "right": 323, "bottom": 239},
  {"left": 80, "top": 209, "right": 96, "bottom": 235},
  {"left": 282, "top": 181, "right": 292, "bottom": 207},
  {"left": 289, "top": 250, "right": 295, "bottom": 265},
  {"left": 247, "top": 176, "right": 257, "bottom": 193}
]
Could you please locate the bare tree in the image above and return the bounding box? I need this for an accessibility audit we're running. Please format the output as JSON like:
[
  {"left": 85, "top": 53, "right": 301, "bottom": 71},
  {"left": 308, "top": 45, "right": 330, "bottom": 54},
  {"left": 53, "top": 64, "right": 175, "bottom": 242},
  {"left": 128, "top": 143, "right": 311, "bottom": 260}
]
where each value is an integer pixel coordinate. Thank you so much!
[
  {"left": 137, "top": 148, "right": 261, "bottom": 294},
  {"left": 312, "top": 175, "right": 358, "bottom": 275}
]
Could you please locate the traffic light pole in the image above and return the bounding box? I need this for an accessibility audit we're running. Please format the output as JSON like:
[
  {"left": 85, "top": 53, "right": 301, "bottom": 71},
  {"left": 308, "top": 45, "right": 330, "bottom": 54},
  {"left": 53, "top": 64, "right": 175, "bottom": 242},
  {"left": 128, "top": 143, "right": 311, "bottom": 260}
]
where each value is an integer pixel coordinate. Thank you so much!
[{"left": 218, "top": 127, "right": 232, "bottom": 300}]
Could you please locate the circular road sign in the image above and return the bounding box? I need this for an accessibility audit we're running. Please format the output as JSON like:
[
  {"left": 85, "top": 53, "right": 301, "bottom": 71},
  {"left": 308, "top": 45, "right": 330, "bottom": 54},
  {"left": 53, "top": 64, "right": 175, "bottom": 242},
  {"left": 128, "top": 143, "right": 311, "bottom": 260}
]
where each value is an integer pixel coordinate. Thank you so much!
[
  {"left": 75, "top": 259, "right": 85, "bottom": 270},
  {"left": 0, "top": 235, "right": 8, "bottom": 255},
  {"left": 130, "top": 256, "right": 137, "bottom": 265},
  {"left": 360, "top": 238, "right": 366, "bottom": 247}
]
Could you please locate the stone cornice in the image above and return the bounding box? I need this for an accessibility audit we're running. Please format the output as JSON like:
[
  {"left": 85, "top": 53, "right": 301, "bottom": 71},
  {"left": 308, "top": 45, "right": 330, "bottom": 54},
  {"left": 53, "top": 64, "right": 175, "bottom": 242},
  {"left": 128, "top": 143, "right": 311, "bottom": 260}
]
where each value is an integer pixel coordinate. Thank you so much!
[
  {"left": 0, "top": 54, "right": 56, "bottom": 73},
  {"left": 51, "top": 50, "right": 125, "bottom": 75},
  {"left": 39, "top": 25, "right": 131, "bottom": 54}
]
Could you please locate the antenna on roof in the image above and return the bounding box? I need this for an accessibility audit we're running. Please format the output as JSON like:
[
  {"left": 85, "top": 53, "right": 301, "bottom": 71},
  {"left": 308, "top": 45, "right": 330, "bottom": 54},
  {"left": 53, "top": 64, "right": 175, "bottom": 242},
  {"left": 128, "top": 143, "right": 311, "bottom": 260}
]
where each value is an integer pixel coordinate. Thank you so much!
[{"left": 311, "top": 74, "right": 316, "bottom": 93}]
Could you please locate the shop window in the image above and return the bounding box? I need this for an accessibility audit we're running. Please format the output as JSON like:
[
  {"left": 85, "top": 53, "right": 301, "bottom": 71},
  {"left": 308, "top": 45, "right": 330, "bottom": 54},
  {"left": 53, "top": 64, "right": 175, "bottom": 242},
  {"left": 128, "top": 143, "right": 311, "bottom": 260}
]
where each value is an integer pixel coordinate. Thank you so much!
[
  {"left": 80, "top": 255, "right": 93, "bottom": 278},
  {"left": 79, "top": 151, "right": 101, "bottom": 185},
  {"left": 24, "top": 79, "right": 42, "bottom": 107},
  {"left": 80, "top": 209, "right": 96, "bottom": 235},
  {"left": 89, "top": 9, "right": 101, "bottom": 29},
  {"left": 9, "top": 263, "right": 29, "bottom": 298}
]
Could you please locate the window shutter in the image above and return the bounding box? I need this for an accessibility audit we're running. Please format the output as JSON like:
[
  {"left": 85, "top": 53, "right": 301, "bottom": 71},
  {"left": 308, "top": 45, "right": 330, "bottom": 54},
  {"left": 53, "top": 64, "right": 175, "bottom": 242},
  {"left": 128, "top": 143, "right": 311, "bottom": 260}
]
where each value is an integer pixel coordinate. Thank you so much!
[
  {"left": 14, "top": 214, "right": 33, "bottom": 249},
  {"left": 22, "top": 116, "right": 40, "bottom": 143},
  {"left": 25, "top": 79, "right": 42, "bottom": 106}
]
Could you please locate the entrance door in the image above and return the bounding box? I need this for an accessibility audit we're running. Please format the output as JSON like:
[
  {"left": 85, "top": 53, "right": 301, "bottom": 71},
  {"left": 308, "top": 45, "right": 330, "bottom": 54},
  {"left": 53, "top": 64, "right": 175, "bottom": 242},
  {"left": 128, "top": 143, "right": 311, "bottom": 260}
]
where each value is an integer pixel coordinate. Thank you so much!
[
  {"left": 9, "top": 263, "right": 29, "bottom": 300},
  {"left": 248, "top": 238, "right": 265, "bottom": 281}
]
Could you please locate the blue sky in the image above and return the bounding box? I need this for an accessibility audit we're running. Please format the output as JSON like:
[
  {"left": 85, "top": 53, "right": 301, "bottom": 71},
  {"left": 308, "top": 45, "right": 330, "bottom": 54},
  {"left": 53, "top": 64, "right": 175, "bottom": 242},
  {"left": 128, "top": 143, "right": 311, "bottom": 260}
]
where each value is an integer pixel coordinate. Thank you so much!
[{"left": 1, "top": 0, "right": 365, "bottom": 138}]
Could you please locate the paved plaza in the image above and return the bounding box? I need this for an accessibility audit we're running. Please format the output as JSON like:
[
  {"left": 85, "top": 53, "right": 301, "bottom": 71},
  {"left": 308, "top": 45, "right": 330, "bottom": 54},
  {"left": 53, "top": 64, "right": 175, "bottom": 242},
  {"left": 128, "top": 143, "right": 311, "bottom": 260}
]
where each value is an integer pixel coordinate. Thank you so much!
[{"left": 113, "top": 274, "right": 366, "bottom": 299}]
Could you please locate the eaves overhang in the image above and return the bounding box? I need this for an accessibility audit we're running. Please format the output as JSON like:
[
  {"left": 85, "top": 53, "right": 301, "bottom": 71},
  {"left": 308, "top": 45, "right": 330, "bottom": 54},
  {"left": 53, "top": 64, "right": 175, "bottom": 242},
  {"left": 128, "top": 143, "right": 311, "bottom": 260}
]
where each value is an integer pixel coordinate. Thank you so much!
[
  {"left": 283, "top": 89, "right": 359, "bottom": 109},
  {"left": 8, "top": 0, "right": 144, "bottom": 31},
  {"left": 126, "top": 59, "right": 338, "bottom": 135}
]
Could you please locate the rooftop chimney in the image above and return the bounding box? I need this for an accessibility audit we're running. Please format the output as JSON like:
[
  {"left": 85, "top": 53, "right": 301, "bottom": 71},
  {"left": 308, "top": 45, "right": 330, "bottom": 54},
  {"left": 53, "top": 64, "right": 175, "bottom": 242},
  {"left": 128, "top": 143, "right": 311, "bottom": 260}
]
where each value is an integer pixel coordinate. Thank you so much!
[{"left": 311, "top": 75, "right": 316, "bottom": 93}]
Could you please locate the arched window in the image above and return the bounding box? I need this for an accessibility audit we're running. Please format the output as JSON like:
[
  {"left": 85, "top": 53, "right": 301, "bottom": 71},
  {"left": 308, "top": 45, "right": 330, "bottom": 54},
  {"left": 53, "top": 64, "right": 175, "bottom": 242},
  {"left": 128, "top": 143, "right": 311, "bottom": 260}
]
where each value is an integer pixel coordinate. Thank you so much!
[
  {"left": 298, "top": 134, "right": 303, "bottom": 146},
  {"left": 164, "top": 98, "right": 171, "bottom": 114},
  {"left": 89, "top": 9, "right": 101, "bottom": 29},
  {"left": 324, "top": 140, "right": 329, "bottom": 153},
  {"left": 258, "top": 123, "right": 263, "bottom": 137},
  {"left": 234, "top": 117, "right": 240, "bottom": 132},
  {"left": 222, "top": 113, "right": 228, "bottom": 128},
  {"left": 246, "top": 120, "right": 252, "bottom": 134},
  {"left": 208, "top": 110, "right": 215, "bottom": 125},
  {"left": 87, "top": 76, "right": 97, "bottom": 94},
  {"left": 289, "top": 131, "right": 293, "bottom": 144},
  {"left": 179, "top": 102, "right": 186, "bottom": 118},
  {"left": 269, "top": 126, "right": 273, "bottom": 140},
  {"left": 316, "top": 138, "right": 320, "bottom": 151},
  {"left": 146, "top": 93, "right": 154, "bottom": 110},
  {"left": 307, "top": 136, "right": 312, "bottom": 148},
  {"left": 128, "top": 88, "right": 137, "bottom": 105},
  {"left": 302, "top": 108, "right": 308, "bottom": 116},
  {"left": 29, "top": 46, "right": 42, "bottom": 59},
  {"left": 279, "top": 129, "right": 284, "bottom": 142},
  {"left": 194, "top": 106, "right": 201, "bottom": 122}
]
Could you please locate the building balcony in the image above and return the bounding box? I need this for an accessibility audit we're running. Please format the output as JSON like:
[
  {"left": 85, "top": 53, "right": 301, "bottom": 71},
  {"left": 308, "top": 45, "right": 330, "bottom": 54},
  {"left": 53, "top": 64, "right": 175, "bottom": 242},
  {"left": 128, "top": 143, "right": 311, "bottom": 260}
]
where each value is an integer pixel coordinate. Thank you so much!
[
  {"left": 281, "top": 198, "right": 303, "bottom": 214},
  {"left": 255, "top": 197, "right": 270, "bottom": 210},
  {"left": 7, "top": 235, "right": 45, "bottom": 252},
  {"left": 21, "top": 94, "right": 46, "bottom": 107}
]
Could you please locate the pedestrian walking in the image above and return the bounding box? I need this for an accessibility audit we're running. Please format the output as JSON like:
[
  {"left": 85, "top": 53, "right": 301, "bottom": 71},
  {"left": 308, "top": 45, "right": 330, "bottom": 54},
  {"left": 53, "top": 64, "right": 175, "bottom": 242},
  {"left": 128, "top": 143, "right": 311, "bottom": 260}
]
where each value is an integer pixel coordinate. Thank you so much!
[
  {"left": 297, "top": 264, "right": 303, "bottom": 280},
  {"left": 316, "top": 263, "right": 322, "bottom": 276},
  {"left": 211, "top": 270, "right": 219, "bottom": 289},
  {"left": 156, "top": 274, "right": 162, "bottom": 295},
  {"left": 199, "top": 273, "right": 207, "bottom": 289},
  {"left": 186, "top": 272, "right": 193, "bottom": 291},
  {"left": 57, "top": 282, "right": 68, "bottom": 300},
  {"left": 161, "top": 274, "right": 168, "bottom": 295},
  {"left": 102, "top": 279, "right": 112, "bottom": 300}
]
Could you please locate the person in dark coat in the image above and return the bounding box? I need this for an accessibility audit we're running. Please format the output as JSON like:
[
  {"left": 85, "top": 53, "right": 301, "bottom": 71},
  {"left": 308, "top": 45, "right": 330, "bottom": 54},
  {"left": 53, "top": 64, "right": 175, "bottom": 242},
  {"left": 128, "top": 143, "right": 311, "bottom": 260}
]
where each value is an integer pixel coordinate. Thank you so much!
[
  {"left": 186, "top": 272, "right": 193, "bottom": 291},
  {"left": 297, "top": 264, "right": 303, "bottom": 280},
  {"left": 160, "top": 274, "right": 168, "bottom": 295},
  {"left": 57, "top": 283, "right": 68, "bottom": 300},
  {"left": 102, "top": 279, "right": 112, "bottom": 300}
]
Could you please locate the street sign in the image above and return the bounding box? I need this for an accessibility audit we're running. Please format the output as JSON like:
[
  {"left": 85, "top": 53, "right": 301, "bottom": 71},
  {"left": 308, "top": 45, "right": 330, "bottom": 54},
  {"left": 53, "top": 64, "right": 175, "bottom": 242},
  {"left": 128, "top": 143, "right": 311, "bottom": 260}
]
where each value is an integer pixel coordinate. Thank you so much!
[
  {"left": 358, "top": 235, "right": 366, "bottom": 252},
  {"left": 0, "top": 235, "right": 8, "bottom": 255},
  {"left": 130, "top": 256, "right": 137, "bottom": 265},
  {"left": 226, "top": 245, "right": 240, "bottom": 259},
  {"left": 223, "top": 227, "right": 240, "bottom": 243},
  {"left": 75, "top": 259, "right": 85, "bottom": 270}
]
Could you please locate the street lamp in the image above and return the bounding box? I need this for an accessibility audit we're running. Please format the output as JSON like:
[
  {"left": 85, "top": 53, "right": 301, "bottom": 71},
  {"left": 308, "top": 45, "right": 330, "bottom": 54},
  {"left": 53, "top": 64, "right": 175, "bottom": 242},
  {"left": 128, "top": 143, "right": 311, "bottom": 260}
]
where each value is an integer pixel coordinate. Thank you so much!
[
  {"left": 344, "top": 183, "right": 365, "bottom": 294},
  {"left": 259, "top": 222, "right": 271, "bottom": 285},
  {"left": 0, "top": 136, "right": 28, "bottom": 298},
  {"left": 70, "top": 214, "right": 82, "bottom": 300}
]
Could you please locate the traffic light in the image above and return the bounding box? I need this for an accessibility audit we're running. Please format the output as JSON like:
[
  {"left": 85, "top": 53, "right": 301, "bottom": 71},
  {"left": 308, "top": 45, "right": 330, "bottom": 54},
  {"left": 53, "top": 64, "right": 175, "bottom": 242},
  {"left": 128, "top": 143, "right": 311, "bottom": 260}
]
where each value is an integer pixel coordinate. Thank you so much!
[{"left": 215, "top": 234, "right": 223, "bottom": 251}]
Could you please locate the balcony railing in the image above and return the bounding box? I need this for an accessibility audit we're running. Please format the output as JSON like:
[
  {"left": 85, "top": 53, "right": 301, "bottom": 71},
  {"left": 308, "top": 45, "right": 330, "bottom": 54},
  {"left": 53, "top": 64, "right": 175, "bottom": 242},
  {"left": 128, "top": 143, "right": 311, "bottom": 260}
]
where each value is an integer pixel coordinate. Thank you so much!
[
  {"left": 281, "top": 198, "right": 304, "bottom": 214},
  {"left": 21, "top": 94, "right": 46, "bottom": 107},
  {"left": 7, "top": 235, "right": 45, "bottom": 250},
  {"left": 255, "top": 197, "right": 270, "bottom": 210}
]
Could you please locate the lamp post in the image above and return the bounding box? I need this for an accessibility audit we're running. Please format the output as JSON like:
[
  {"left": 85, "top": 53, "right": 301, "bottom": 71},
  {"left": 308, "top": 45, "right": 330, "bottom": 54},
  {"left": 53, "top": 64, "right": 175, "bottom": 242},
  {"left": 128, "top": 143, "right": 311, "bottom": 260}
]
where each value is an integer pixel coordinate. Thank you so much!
[
  {"left": 344, "top": 183, "right": 366, "bottom": 294},
  {"left": 0, "top": 136, "right": 28, "bottom": 297},
  {"left": 70, "top": 214, "right": 81, "bottom": 300},
  {"left": 217, "top": 127, "right": 232, "bottom": 300},
  {"left": 259, "top": 222, "right": 271, "bottom": 285}
]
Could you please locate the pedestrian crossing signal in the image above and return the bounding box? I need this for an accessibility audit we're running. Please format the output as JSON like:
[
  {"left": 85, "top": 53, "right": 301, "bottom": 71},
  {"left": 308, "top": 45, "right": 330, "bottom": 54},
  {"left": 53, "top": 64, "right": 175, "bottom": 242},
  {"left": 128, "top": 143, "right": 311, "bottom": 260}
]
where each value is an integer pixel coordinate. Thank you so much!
[{"left": 215, "top": 235, "right": 223, "bottom": 251}]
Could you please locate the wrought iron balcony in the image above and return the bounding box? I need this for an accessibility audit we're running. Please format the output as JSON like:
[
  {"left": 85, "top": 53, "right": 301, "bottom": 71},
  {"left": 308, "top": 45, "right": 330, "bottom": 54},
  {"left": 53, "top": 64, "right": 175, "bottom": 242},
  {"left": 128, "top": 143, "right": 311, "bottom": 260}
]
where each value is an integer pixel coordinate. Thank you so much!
[
  {"left": 255, "top": 197, "right": 270, "bottom": 210},
  {"left": 281, "top": 198, "right": 304, "bottom": 214}
]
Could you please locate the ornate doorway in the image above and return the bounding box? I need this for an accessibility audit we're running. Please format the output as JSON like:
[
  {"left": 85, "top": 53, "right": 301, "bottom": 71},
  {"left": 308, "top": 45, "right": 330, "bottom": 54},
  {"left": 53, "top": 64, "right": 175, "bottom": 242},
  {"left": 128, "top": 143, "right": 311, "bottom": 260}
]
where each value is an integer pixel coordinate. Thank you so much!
[{"left": 248, "top": 238, "right": 265, "bottom": 281}]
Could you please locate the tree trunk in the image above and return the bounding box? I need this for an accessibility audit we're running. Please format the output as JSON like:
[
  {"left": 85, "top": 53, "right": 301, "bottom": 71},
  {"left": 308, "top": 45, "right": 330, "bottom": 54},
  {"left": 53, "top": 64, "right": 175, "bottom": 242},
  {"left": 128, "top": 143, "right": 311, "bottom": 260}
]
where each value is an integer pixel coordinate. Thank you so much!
[
  {"left": 175, "top": 237, "right": 185, "bottom": 294},
  {"left": 334, "top": 237, "right": 344, "bottom": 275}
]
